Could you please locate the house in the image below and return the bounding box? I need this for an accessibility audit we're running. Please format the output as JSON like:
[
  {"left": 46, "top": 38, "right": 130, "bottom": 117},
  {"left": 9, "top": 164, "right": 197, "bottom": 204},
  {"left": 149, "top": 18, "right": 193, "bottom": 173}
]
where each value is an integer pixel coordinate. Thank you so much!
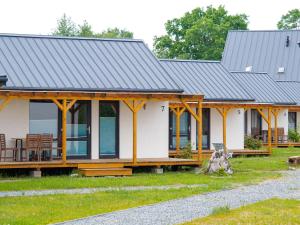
[
  {"left": 222, "top": 30, "right": 300, "bottom": 138},
  {"left": 0, "top": 34, "right": 203, "bottom": 175}
]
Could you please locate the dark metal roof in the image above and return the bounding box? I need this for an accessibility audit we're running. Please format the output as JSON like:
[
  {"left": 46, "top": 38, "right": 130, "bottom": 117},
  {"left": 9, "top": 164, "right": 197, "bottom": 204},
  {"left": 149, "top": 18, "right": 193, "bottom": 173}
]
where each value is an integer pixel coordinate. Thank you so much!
[
  {"left": 230, "top": 72, "right": 296, "bottom": 105},
  {"left": 222, "top": 30, "right": 300, "bottom": 81},
  {"left": 276, "top": 81, "right": 300, "bottom": 105},
  {"left": 160, "top": 59, "right": 252, "bottom": 101},
  {"left": 0, "top": 33, "right": 182, "bottom": 93}
]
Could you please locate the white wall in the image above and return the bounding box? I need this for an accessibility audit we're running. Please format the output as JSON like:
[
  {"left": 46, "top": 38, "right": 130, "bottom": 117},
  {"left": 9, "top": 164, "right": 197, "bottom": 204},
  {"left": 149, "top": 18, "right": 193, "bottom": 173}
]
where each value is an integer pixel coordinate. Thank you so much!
[
  {"left": 119, "top": 101, "right": 169, "bottom": 159},
  {"left": 190, "top": 107, "right": 245, "bottom": 150},
  {"left": 0, "top": 99, "right": 29, "bottom": 147},
  {"left": 91, "top": 100, "right": 99, "bottom": 159},
  {"left": 297, "top": 112, "right": 300, "bottom": 131}
]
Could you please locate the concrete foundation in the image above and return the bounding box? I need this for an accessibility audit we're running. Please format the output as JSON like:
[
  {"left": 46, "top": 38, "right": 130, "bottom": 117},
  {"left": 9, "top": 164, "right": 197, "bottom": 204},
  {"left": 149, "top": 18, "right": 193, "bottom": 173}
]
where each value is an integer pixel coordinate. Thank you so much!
[
  {"left": 151, "top": 167, "right": 164, "bottom": 174},
  {"left": 30, "top": 170, "right": 42, "bottom": 178}
]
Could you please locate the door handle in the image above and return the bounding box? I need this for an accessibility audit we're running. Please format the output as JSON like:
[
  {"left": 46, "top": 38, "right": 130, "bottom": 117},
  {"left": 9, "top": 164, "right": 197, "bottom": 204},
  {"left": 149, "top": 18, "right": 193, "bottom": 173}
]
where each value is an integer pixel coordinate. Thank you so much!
[{"left": 87, "top": 126, "right": 91, "bottom": 134}]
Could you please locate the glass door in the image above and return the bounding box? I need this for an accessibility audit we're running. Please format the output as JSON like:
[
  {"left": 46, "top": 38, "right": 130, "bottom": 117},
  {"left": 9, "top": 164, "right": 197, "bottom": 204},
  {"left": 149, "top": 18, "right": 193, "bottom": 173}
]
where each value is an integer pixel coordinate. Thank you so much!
[
  {"left": 62, "top": 101, "right": 91, "bottom": 159},
  {"left": 99, "top": 101, "right": 119, "bottom": 158},
  {"left": 251, "top": 109, "right": 262, "bottom": 138},
  {"left": 196, "top": 109, "right": 210, "bottom": 149},
  {"left": 169, "top": 111, "right": 191, "bottom": 149}
]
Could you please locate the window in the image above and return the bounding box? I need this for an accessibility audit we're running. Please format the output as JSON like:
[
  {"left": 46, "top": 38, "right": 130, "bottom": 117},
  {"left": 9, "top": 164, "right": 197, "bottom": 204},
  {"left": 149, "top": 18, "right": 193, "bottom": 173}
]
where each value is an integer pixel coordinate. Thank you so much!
[
  {"left": 244, "top": 111, "right": 248, "bottom": 135},
  {"left": 169, "top": 111, "right": 191, "bottom": 149},
  {"left": 29, "top": 101, "right": 58, "bottom": 138},
  {"left": 288, "top": 112, "right": 297, "bottom": 131},
  {"left": 251, "top": 109, "right": 262, "bottom": 137}
]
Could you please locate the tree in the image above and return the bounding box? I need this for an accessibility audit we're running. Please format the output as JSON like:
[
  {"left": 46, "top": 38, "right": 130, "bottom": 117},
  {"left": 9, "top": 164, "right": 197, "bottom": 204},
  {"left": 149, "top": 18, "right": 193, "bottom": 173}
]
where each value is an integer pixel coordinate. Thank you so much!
[
  {"left": 95, "top": 28, "right": 133, "bottom": 39},
  {"left": 78, "top": 20, "right": 93, "bottom": 37},
  {"left": 277, "top": 9, "right": 300, "bottom": 30},
  {"left": 52, "top": 14, "right": 133, "bottom": 39},
  {"left": 53, "top": 14, "right": 78, "bottom": 36},
  {"left": 153, "top": 6, "right": 248, "bottom": 60}
]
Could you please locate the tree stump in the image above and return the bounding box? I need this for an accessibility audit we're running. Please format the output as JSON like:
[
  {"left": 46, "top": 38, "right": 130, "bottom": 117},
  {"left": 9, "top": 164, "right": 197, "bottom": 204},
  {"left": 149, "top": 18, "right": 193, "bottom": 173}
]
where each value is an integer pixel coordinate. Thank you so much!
[{"left": 206, "top": 143, "right": 233, "bottom": 175}]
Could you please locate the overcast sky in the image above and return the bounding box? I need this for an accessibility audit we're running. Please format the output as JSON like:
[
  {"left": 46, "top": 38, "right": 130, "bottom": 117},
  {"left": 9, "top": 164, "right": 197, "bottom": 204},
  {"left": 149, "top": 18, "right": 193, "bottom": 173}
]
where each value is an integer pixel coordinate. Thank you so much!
[{"left": 0, "top": 0, "right": 299, "bottom": 47}]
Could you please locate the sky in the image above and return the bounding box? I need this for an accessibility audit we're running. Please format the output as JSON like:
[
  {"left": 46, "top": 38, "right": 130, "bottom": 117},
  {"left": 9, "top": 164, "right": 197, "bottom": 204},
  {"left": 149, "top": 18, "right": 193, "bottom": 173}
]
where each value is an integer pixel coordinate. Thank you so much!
[{"left": 0, "top": 0, "right": 299, "bottom": 47}]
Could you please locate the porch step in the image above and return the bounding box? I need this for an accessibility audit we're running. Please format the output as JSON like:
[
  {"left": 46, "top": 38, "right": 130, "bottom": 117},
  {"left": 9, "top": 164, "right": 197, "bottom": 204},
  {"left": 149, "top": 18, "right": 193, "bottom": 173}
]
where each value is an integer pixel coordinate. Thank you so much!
[
  {"left": 79, "top": 168, "right": 132, "bottom": 177},
  {"left": 77, "top": 163, "right": 125, "bottom": 169}
]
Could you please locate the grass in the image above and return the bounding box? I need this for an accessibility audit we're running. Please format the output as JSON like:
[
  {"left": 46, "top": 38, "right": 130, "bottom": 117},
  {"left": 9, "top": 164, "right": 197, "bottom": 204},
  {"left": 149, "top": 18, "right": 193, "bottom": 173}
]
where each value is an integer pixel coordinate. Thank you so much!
[
  {"left": 0, "top": 148, "right": 298, "bottom": 224},
  {"left": 211, "top": 205, "right": 230, "bottom": 215},
  {"left": 183, "top": 198, "right": 300, "bottom": 225}
]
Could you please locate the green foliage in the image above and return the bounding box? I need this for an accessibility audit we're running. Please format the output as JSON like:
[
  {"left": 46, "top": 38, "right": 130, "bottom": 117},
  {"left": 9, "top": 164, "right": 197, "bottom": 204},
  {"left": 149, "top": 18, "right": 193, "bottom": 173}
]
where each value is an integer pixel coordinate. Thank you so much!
[
  {"left": 52, "top": 14, "right": 133, "bottom": 39},
  {"left": 177, "top": 142, "right": 193, "bottom": 159},
  {"left": 288, "top": 129, "right": 300, "bottom": 142},
  {"left": 153, "top": 5, "right": 248, "bottom": 60},
  {"left": 53, "top": 14, "right": 78, "bottom": 36},
  {"left": 211, "top": 205, "right": 230, "bottom": 215},
  {"left": 244, "top": 136, "right": 262, "bottom": 150},
  {"left": 277, "top": 9, "right": 300, "bottom": 30},
  {"left": 95, "top": 28, "right": 133, "bottom": 39}
]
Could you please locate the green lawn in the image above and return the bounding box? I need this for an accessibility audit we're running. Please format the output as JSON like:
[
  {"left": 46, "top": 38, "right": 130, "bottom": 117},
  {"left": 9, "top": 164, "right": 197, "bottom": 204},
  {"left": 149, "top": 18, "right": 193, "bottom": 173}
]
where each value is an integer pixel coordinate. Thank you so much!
[
  {"left": 0, "top": 148, "right": 298, "bottom": 225},
  {"left": 183, "top": 198, "right": 300, "bottom": 225}
]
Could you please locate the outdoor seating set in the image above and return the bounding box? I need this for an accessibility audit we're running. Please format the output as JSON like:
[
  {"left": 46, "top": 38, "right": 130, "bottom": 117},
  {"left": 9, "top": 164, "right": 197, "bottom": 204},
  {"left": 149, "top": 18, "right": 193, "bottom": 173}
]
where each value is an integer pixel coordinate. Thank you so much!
[
  {"left": 251, "top": 128, "right": 288, "bottom": 143},
  {"left": 0, "top": 134, "right": 55, "bottom": 162}
]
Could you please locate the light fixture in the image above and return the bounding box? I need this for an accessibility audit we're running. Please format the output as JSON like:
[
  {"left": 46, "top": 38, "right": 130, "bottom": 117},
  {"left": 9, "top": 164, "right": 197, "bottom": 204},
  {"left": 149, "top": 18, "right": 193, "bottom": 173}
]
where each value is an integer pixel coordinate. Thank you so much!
[
  {"left": 237, "top": 109, "right": 241, "bottom": 114},
  {"left": 161, "top": 106, "right": 165, "bottom": 112}
]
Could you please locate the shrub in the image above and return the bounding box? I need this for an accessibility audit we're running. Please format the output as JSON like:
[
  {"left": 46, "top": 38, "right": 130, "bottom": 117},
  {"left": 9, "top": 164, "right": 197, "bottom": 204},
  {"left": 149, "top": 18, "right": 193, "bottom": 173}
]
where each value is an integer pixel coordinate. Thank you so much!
[
  {"left": 288, "top": 129, "right": 300, "bottom": 142},
  {"left": 244, "top": 135, "right": 262, "bottom": 150},
  {"left": 177, "top": 142, "right": 193, "bottom": 159},
  {"left": 211, "top": 205, "right": 230, "bottom": 215}
]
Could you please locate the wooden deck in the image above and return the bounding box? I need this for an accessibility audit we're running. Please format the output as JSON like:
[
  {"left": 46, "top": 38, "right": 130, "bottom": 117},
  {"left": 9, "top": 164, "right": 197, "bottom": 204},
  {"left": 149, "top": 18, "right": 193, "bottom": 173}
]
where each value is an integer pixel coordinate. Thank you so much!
[
  {"left": 169, "top": 149, "right": 271, "bottom": 159},
  {"left": 0, "top": 158, "right": 200, "bottom": 169},
  {"left": 263, "top": 142, "right": 300, "bottom": 148}
]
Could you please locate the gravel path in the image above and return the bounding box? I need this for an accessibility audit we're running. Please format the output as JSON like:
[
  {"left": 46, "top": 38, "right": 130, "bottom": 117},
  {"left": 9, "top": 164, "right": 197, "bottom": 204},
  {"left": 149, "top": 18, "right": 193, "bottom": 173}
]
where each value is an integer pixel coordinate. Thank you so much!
[
  {"left": 56, "top": 169, "right": 300, "bottom": 225},
  {"left": 0, "top": 184, "right": 207, "bottom": 198}
]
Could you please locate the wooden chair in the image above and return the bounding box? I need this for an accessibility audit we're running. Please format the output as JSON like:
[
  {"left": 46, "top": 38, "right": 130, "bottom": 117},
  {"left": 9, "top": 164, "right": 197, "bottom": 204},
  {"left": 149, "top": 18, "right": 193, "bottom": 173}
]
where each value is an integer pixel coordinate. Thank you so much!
[
  {"left": 277, "top": 128, "right": 288, "bottom": 143},
  {"left": 0, "top": 134, "right": 17, "bottom": 161},
  {"left": 24, "top": 134, "right": 41, "bottom": 161},
  {"left": 40, "top": 134, "right": 53, "bottom": 161}
]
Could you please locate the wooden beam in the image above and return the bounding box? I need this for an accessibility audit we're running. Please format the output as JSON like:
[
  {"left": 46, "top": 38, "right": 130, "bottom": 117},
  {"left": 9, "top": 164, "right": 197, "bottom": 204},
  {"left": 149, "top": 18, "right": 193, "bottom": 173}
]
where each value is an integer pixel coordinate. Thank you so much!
[
  {"left": 197, "top": 101, "right": 202, "bottom": 163},
  {"left": 62, "top": 99, "right": 67, "bottom": 163},
  {"left": 122, "top": 99, "right": 146, "bottom": 165},
  {"left": 267, "top": 108, "right": 272, "bottom": 153},
  {"left": 51, "top": 98, "right": 63, "bottom": 111},
  {"left": 256, "top": 108, "right": 269, "bottom": 124},
  {"left": 0, "top": 97, "right": 12, "bottom": 112},
  {"left": 181, "top": 100, "right": 201, "bottom": 122},
  {"left": 272, "top": 109, "right": 280, "bottom": 148},
  {"left": 215, "top": 107, "right": 230, "bottom": 154}
]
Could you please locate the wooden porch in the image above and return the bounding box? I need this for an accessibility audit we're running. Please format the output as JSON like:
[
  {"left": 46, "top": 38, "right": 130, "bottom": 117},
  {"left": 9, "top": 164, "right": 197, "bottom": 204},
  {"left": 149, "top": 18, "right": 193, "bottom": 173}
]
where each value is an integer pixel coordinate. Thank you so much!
[{"left": 0, "top": 157, "right": 200, "bottom": 169}]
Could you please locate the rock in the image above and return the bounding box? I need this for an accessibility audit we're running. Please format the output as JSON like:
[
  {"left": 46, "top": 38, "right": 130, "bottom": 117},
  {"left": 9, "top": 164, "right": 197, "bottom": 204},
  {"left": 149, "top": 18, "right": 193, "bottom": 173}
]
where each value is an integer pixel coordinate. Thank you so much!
[{"left": 206, "top": 143, "right": 233, "bottom": 175}]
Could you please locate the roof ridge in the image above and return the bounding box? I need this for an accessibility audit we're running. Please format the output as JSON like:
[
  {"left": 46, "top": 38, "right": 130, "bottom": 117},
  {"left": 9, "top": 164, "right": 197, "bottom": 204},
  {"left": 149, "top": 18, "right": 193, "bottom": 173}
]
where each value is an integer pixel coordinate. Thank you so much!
[
  {"left": 229, "top": 29, "right": 300, "bottom": 33},
  {"left": 0, "top": 33, "right": 142, "bottom": 43},
  {"left": 160, "top": 59, "right": 220, "bottom": 63},
  {"left": 230, "top": 71, "right": 268, "bottom": 75}
]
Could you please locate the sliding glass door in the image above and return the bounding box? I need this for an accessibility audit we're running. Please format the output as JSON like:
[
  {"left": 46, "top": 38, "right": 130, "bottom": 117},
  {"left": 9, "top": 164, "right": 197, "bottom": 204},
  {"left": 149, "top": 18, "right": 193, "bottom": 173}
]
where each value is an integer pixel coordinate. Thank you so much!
[{"left": 99, "top": 101, "right": 119, "bottom": 158}]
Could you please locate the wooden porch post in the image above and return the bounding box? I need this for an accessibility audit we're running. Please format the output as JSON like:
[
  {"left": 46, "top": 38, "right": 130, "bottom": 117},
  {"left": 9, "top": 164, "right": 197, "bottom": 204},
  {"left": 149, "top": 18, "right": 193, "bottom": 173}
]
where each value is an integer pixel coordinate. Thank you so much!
[
  {"left": 272, "top": 109, "right": 279, "bottom": 148},
  {"left": 181, "top": 99, "right": 202, "bottom": 164},
  {"left": 257, "top": 108, "right": 272, "bottom": 154},
  {"left": 197, "top": 100, "right": 203, "bottom": 162},
  {"left": 123, "top": 99, "right": 146, "bottom": 165},
  {"left": 216, "top": 107, "right": 229, "bottom": 154},
  {"left": 52, "top": 99, "right": 77, "bottom": 163},
  {"left": 170, "top": 106, "right": 186, "bottom": 154}
]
